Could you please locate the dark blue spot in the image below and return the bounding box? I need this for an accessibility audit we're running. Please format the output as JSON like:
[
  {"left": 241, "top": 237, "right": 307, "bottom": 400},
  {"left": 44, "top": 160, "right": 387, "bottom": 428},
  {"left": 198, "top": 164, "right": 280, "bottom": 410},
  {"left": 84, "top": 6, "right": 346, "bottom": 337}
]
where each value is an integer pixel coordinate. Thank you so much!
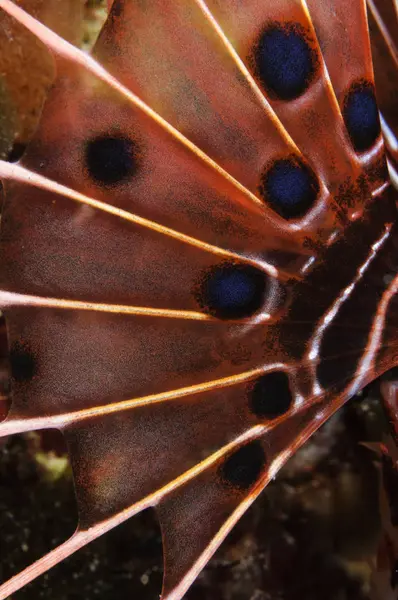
[
  {"left": 85, "top": 135, "right": 138, "bottom": 185},
  {"left": 343, "top": 80, "right": 381, "bottom": 153},
  {"left": 259, "top": 156, "right": 319, "bottom": 219},
  {"left": 220, "top": 441, "right": 266, "bottom": 491},
  {"left": 250, "top": 371, "right": 292, "bottom": 419},
  {"left": 196, "top": 263, "right": 267, "bottom": 320},
  {"left": 252, "top": 22, "right": 318, "bottom": 101}
]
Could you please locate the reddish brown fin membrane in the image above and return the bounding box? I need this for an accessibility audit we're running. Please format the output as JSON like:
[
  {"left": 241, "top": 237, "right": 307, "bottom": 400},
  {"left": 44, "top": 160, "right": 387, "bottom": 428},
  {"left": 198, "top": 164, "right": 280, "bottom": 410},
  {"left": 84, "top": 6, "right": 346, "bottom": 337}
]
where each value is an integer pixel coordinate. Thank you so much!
[
  {"left": 16, "top": 67, "right": 291, "bottom": 259},
  {"left": 94, "top": 0, "right": 298, "bottom": 192},
  {"left": 308, "top": 0, "right": 387, "bottom": 190},
  {"left": 157, "top": 441, "right": 270, "bottom": 599},
  {"left": 7, "top": 6, "right": 345, "bottom": 248},
  {"left": 157, "top": 400, "right": 333, "bottom": 600},
  {"left": 7, "top": 57, "right": 336, "bottom": 269},
  {"left": 0, "top": 184, "right": 276, "bottom": 311},
  {"left": 0, "top": 1, "right": 397, "bottom": 599},
  {"left": 4, "top": 308, "right": 273, "bottom": 424},
  {"left": 64, "top": 373, "right": 297, "bottom": 529},
  {"left": 203, "top": 0, "right": 369, "bottom": 210}
]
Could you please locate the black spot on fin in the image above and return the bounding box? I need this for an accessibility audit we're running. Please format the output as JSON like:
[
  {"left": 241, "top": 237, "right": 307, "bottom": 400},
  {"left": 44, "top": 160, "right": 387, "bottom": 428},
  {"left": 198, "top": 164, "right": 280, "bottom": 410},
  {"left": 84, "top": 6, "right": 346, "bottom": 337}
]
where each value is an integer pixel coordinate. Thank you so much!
[
  {"left": 10, "top": 341, "right": 37, "bottom": 383},
  {"left": 85, "top": 135, "right": 139, "bottom": 185},
  {"left": 343, "top": 80, "right": 381, "bottom": 153},
  {"left": 220, "top": 441, "right": 266, "bottom": 491},
  {"left": 259, "top": 156, "right": 320, "bottom": 219},
  {"left": 250, "top": 371, "right": 293, "bottom": 419},
  {"left": 195, "top": 263, "right": 268, "bottom": 320},
  {"left": 251, "top": 22, "right": 318, "bottom": 101}
]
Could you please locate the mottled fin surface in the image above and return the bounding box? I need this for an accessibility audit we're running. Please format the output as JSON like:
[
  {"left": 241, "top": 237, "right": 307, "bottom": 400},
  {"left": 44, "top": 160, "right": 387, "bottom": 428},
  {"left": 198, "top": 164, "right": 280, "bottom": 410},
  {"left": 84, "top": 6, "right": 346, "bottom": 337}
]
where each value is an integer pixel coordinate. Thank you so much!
[{"left": 0, "top": 1, "right": 397, "bottom": 599}]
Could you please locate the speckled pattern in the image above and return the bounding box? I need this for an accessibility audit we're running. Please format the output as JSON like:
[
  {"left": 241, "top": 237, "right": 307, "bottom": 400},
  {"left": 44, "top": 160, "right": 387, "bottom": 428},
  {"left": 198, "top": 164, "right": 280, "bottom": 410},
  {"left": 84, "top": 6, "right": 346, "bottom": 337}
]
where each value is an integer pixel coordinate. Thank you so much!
[{"left": 0, "top": 1, "right": 397, "bottom": 599}]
